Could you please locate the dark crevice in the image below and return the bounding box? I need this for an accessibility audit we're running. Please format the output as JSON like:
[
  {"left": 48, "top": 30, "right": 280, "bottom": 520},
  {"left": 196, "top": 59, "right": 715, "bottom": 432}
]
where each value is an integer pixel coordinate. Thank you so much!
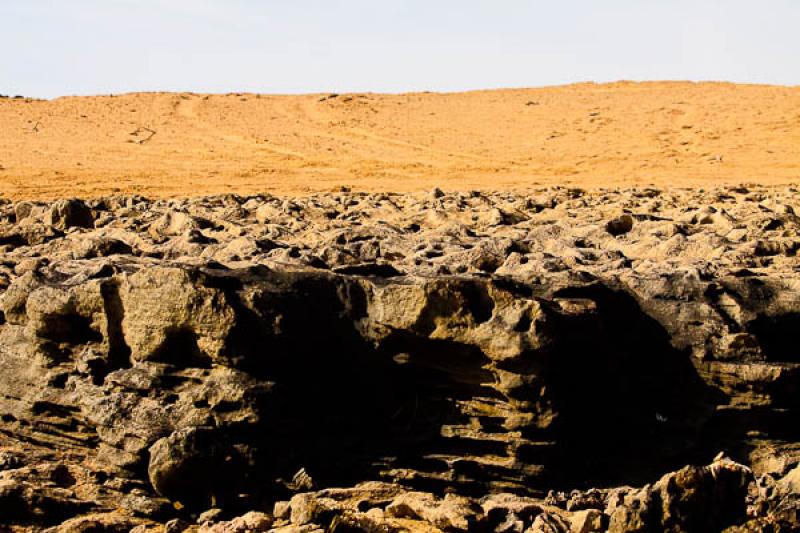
[
  {"left": 149, "top": 327, "right": 211, "bottom": 368},
  {"left": 100, "top": 280, "right": 132, "bottom": 375},
  {"left": 548, "top": 283, "right": 726, "bottom": 488},
  {"left": 462, "top": 282, "right": 495, "bottom": 324},
  {"left": 38, "top": 314, "right": 103, "bottom": 345},
  {"left": 514, "top": 313, "right": 532, "bottom": 332},
  {"left": 747, "top": 312, "right": 800, "bottom": 363}
]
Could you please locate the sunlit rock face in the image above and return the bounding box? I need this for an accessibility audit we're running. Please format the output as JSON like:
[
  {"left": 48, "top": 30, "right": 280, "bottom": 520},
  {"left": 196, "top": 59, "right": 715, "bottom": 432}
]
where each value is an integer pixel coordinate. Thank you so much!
[{"left": 0, "top": 187, "right": 798, "bottom": 531}]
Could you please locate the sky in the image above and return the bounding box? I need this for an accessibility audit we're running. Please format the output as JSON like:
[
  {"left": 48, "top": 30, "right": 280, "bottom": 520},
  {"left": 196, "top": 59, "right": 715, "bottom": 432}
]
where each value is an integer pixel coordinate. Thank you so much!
[{"left": 2, "top": 0, "right": 799, "bottom": 99}]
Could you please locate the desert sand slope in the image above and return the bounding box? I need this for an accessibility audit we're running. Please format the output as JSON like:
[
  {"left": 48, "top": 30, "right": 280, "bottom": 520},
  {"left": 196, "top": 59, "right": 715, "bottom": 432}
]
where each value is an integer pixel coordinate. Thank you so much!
[{"left": 0, "top": 81, "right": 798, "bottom": 199}]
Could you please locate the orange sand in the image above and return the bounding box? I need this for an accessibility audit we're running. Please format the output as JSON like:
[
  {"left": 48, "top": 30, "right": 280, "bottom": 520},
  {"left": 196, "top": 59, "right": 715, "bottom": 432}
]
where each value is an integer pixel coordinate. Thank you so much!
[{"left": 1, "top": 81, "right": 798, "bottom": 199}]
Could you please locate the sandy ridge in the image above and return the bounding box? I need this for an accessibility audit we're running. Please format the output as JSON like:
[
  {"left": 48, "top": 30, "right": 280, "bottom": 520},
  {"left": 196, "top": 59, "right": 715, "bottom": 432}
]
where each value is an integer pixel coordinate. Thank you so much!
[{"left": 1, "top": 81, "right": 798, "bottom": 199}]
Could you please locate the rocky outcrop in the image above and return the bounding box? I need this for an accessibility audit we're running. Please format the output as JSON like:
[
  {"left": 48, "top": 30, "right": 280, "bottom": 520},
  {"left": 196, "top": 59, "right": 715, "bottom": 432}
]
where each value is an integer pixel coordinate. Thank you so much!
[{"left": 0, "top": 186, "right": 798, "bottom": 531}]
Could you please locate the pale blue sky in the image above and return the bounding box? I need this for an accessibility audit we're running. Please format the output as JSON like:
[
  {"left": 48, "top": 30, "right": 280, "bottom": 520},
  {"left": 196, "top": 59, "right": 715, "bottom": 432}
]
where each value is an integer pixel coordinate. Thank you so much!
[{"left": 2, "top": 0, "right": 798, "bottom": 98}]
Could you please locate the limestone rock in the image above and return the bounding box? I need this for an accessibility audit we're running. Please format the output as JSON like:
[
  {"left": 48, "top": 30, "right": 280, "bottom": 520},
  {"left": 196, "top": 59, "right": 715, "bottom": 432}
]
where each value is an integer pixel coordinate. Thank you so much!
[
  {"left": 385, "top": 492, "right": 483, "bottom": 531},
  {"left": 200, "top": 511, "right": 272, "bottom": 532},
  {"left": 121, "top": 267, "right": 235, "bottom": 363},
  {"left": 607, "top": 457, "right": 752, "bottom": 532},
  {"left": 0, "top": 187, "right": 798, "bottom": 531}
]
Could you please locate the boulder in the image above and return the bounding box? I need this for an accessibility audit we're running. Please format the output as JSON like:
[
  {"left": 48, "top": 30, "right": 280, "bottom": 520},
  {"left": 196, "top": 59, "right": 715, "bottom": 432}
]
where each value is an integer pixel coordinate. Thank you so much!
[{"left": 44, "top": 199, "right": 94, "bottom": 230}]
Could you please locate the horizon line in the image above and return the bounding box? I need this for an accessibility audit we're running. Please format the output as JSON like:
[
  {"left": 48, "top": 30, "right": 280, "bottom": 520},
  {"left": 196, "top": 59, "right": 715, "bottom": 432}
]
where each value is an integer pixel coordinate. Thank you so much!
[{"left": 3, "top": 79, "right": 799, "bottom": 102}]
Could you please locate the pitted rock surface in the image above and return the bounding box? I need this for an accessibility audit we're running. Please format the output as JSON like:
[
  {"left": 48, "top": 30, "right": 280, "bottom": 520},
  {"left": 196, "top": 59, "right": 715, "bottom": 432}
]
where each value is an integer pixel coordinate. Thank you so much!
[{"left": 0, "top": 186, "right": 798, "bottom": 531}]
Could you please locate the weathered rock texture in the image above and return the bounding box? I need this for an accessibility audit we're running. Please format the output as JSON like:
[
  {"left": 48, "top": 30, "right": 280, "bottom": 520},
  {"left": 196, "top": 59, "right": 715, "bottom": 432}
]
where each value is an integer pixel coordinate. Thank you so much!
[{"left": 0, "top": 186, "right": 798, "bottom": 531}]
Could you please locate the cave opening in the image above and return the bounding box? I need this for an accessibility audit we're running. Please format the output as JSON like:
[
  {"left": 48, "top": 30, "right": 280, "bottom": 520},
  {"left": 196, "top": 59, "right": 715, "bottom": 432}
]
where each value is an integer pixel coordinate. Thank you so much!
[
  {"left": 215, "top": 276, "right": 727, "bottom": 506},
  {"left": 547, "top": 284, "right": 724, "bottom": 489}
]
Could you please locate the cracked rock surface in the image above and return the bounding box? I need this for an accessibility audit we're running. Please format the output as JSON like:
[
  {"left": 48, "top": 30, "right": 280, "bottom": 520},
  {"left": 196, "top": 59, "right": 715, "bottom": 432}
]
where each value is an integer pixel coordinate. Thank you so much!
[{"left": 0, "top": 186, "right": 798, "bottom": 532}]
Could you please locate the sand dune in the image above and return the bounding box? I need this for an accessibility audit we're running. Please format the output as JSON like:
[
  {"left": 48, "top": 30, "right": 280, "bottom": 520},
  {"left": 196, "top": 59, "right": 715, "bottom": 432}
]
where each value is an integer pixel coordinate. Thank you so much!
[{"left": 1, "top": 81, "right": 798, "bottom": 199}]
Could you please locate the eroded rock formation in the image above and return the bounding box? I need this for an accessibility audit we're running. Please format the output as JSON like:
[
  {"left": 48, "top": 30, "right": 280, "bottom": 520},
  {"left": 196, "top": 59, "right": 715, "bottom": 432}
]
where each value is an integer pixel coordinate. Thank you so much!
[{"left": 0, "top": 186, "right": 797, "bottom": 531}]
